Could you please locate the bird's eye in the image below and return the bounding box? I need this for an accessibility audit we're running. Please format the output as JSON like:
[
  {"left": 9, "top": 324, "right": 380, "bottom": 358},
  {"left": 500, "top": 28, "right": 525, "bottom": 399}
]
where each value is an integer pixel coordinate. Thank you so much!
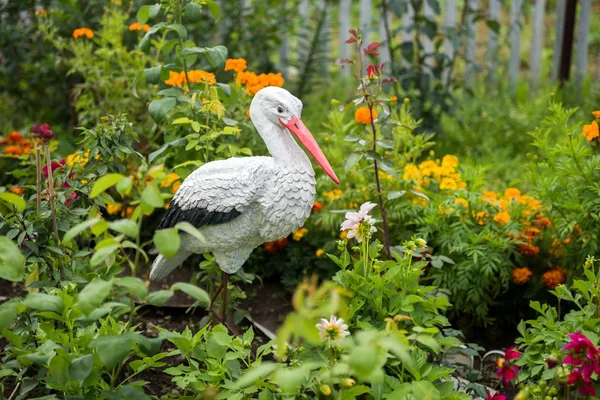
[{"left": 277, "top": 106, "right": 284, "bottom": 114}]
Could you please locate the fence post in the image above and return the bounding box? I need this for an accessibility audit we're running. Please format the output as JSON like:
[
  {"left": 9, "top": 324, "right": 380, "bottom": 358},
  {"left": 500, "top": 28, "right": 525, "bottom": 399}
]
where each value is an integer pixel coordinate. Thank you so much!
[
  {"left": 279, "top": 0, "right": 288, "bottom": 79},
  {"left": 508, "top": 0, "right": 523, "bottom": 88},
  {"left": 422, "top": 0, "right": 435, "bottom": 68},
  {"left": 443, "top": 0, "right": 457, "bottom": 84},
  {"left": 551, "top": 0, "right": 566, "bottom": 82},
  {"left": 339, "top": 0, "right": 351, "bottom": 76},
  {"left": 529, "top": 0, "right": 546, "bottom": 91},
  {"left": 559, "top": 0, "right": 577, "bottom": 82},
  {"left": 401, "top": 1, "right": 414, "bottom": 67},
  {"left": 360, "top": 0, "right": 372, "bottom": 45},
  {"left": 575, "top": 0, "right": 591, "bottom": 93},
  {"left": 465, "top": 0, "right": 478, "bottom": 89},
  {"left": 379, "top": 8, "right": 392, "bottom": 66},
  {"left": 487, "top": 0, "right": 500, "bottom": 85}
]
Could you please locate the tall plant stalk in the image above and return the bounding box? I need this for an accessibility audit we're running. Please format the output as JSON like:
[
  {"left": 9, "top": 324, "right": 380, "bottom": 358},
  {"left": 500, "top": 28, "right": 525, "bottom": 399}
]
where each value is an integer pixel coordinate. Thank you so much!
[{"left": 44, "top": 145, "right": 59, "bottom": 241}]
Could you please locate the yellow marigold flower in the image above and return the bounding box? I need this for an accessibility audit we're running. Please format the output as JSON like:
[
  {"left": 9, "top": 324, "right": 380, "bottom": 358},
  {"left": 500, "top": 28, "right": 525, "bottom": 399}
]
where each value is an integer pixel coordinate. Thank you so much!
[
  {"left": 512, "top": 267, "right": 532, "bottom": 284},
  {"left": 293, "top": 227, "right": 308, "bottom": 241},
  {"left": 10, "top": 187, "right": 24, "bottom": 195},
  {"left": 73, "top": 27, "right": 94, "bottom": 39},
  {"left": 441, "top": 155, "right": 458, "bottom": 168},
  {"left": 161, "top": 172, "right": 181, "bottom": 188},
  {"left": 340, "top": 230, "right": 348, "bottom": 240},
  {"left": 504, "top": 187, "right": 521, "bottom": 199},
  {"left": 107, "top": 203, "right": 122, "bottom": 215},
  {"left": 476, "top": 211, "right": 488, "bottom": 225},
  {"left": 439, "top": 178, "right": 458, "bottom": 190},
  {"left": 454, "top": 198, "right": 468, "bottom": 208},
  {"left": 354, "top": 107, "right": 377, "bottom": 124},
  {"left": 66, "top": 150, "right": 90, "bottom": 168},
  {"left": 592, "top": 110, "right": 600, "bottom": 119},
  {"left": 225, "top": 58, "right": 247, "bottom": 73},
  {"left": 583, "top": 120, "right": 599, "bottom": 141},
  {"left": 418, "top": 160, "right": 437, "bottom": 177},
  {"left": 482, "top": 191, "right": 497, "bottom": 202},
  {"left": 402, "top": 164, "right": 421, "bottom": 180},
  {"left": 323, "top": 189, "right": 343, "bottom": 200},
  {"left": 316, "top": 248, "right": 325, "bottom": 257},
  {"left": 171, "top": 181, "right": 181, "bottom": 194},
  {"left": 542, "top": 267, "right": 566, "bottom": 289},
  {"left": 493, "top": 211, "right": 511, "bottom": 225}
]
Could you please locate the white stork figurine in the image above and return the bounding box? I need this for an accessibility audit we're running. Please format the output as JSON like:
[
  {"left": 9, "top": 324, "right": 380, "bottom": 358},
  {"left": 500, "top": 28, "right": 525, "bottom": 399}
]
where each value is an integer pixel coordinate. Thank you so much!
[{"left": 150, "top": 86, "right": 339, "bottom": 319}]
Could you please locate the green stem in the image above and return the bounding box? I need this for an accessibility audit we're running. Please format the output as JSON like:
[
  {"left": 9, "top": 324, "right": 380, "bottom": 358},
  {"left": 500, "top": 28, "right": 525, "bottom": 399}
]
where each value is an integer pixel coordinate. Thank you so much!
[{"left": 176, "top": 0, "right": 196, "bottom": 120}]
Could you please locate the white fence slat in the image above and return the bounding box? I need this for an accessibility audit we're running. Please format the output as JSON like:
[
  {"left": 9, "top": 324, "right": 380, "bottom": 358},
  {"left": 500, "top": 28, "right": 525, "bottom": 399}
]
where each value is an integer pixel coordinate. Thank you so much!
[
  {"left": 575, "top": 0, "right": 591, "bottom": 90},
  {"left": 551, "top": 0, "right": 566, "bottom": 82},
  {"left": 529, "top": 0, "right": 546, "bottom": 89},
  {"left": 279, "top": 0, "right": 288, "bottom": 79},
  {"left": 320, "top": 0, "right": 331, "bottom": 76},
  {"left": 443, "top": 0, "right": 457, "bottom": 83},
  {"left": 401, "top": 2, "right": 414, "bottom": 67},
  {"left": 360, "top": 0, "right": 372, "bottom": 45},
  {"left": 508, "top": 0, "right": 523, "bottom": 87},
  {"left": 339, "top": 0, "right": 351, "bottom": 76},
  {"left": 487, "top": 0, "right": 500, "bottom": 84},
  {"left": 422, "top": 1, "right": 435, "bottom": 68},
  {"left": 465, "top": 0, "right": 478, "bottom": 89},
  {"left": 379, "top": 10, "right": 392, "bottom": 66}
]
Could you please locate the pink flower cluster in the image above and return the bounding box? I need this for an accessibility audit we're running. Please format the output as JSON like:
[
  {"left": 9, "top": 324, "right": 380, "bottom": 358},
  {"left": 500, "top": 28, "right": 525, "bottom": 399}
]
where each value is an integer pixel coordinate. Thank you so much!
[
  {"left": 562, "top": 332, "right": 600, "bottom": 397},
  {"left": 340, "top": 202, "right": 377, "bottom": 242},
  {"left": 496, "top": 345, "right": 520, "bottom": 386},
  {"left": 31, "top": 122, "right": 54, "bottom": 139}
]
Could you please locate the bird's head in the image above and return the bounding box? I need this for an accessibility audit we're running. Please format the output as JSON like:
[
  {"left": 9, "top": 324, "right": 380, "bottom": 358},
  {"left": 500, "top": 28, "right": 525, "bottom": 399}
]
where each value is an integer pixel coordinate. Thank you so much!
[{"left": 250, "top": 86, "right": 339, "bottom": 184}]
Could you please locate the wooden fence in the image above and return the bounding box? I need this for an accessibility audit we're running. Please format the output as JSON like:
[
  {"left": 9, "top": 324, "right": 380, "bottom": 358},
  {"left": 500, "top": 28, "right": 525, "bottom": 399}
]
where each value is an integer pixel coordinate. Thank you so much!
[{"left": 271, "top": 0, "right": 598, "bottom": 91}]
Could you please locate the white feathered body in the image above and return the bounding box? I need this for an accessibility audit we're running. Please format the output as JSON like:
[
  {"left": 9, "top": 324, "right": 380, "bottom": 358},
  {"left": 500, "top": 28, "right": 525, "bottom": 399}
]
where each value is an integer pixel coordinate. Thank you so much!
[{"left": 150, "top": 156, "right": 315, "bottom": 279}]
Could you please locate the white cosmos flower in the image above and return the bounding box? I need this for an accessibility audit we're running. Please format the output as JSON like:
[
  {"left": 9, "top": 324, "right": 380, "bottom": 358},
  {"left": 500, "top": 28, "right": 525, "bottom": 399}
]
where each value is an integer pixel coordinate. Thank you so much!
[
  {"left": 316, "top": 315, "right": 350, "bottom": 344},
  {"left": 340, "top": 201, "right": 377, "bottom": 242}
]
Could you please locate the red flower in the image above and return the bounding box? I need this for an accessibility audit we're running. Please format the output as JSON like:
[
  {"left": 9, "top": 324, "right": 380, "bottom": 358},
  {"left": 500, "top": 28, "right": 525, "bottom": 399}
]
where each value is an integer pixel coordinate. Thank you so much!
[
  {"left": 42, "top": 159, "right": 65, "bottom": 179},
  {"left": 486, "top": 393, "right": 506, "bottom": 400},
  {"left": 32, "top": 122, "right": 54, "bottom": 139},
  {"left": 496, "top": 346, "right": 520, "bottom": 386},
  {"left": 562, "top": 332, "right": 600, "bottom": 395}
]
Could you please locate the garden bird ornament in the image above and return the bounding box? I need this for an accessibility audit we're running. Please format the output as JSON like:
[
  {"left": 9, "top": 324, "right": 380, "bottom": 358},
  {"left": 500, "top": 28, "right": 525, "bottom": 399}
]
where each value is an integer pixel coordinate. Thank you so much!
[{"left": 150, "top": 86, "right": 339, "bottom": 319}]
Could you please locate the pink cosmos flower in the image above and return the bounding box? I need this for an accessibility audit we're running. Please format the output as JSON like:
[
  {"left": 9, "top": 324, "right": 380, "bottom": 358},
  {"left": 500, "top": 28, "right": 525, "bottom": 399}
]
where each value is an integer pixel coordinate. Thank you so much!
[{"left": 340, "top": 202, "right": 377, "bottom": 242}]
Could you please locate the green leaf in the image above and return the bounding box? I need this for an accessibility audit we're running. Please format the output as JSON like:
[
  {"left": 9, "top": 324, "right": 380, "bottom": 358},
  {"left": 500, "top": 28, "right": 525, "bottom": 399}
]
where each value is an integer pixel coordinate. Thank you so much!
[
  {"left": 153, "top": 229, "right": 180, "bottom": 259},
  {"left": 89, "top": 334, "right": 135, "bottom": 370},
  {"left": 0, "top": 304, "right": 18, "bottom": 330},
  {"left": 90, "top": 174, "right": 125, "bottom": 198},
  {"left": 63, "top": 217, "right": 102, "bottom": 243},
  {"left": 183, "top": 2, "right": 202, "bottom": 22},
  {"left": 76, "top": 279, "right": 113, "bottom": 315},
  {"left": 167, "top": 23, "right": 187, "bottom": 40},
  {"left": 141, "top": 184, "right": 164, "bottom": 208},
  {"left": 345, "top": 152, "right": 363, "bottom": 172},
  {"left": 90, "top": 244, "right": 120, "bottom": 267},
  {"left": 0, "top": 192, "right": 26, "bottom": 213},
  {"left": 148, "top": 138, "right": 187, "bottom": 163},
  {"left": 144, "top": 66, "right": 162, "bottom": 84},
  {"left": 179, "top": 46, "right": 228, "bottom": 68},
  {"left": 416, "top": 335, "right": 441, "bottom": 354},
  {"left": 48, "top": 354, "right": 70, "bottom": 388},
  {"left": 116, "top": 177, "right": 133, "bottom": 197},
  {"left": 69, "top": 354, "right": 94, "bottom": 383},
  {"left": 0, "top": 237, "right": 25, "bottom": 282},
  {"left": 146, "top": 290, "right": 174, "bottom": 306},
  {"left": 137, "top": 3, "right": 161, "bottom": 24},
  {"left": 232, "top": 362, "right": 278, "bottom": 389},
  {"left": 23, "top": 293, "right": 64, "bottom": 314},
  {"left": 171, "top": 282, "right": 210, "bottom": 308},
  {"left": 148, "top": 98, "right": 176, "bottom": 123},
  {"left": 114, "top": 277, "right": 148, "bottom": 299},
  {"left": 388, "top": 190, "right": 406, "bottom": 200},
  {"left": 204, "top": 0, "right": 221, "bottom": 20},
  {"left": 108, "top": 219, "right": 138, "bottom": 238},
  {"left": 174, "top": 222, "right": 205, "bottom": 244}
]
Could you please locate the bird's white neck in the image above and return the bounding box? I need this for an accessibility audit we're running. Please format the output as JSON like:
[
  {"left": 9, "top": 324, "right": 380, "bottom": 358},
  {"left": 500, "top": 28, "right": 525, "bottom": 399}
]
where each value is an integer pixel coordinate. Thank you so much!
[{"left": 254, "top": 114, "right": 314, "bottom": 173}]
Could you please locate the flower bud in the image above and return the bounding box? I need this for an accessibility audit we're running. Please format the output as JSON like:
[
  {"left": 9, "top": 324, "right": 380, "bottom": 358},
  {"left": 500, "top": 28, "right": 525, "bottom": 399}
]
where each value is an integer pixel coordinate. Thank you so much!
[
  {"left": 341, "top": 378, "right": 355, "bottom": 388},
  {"left": 415, "top": 238, "right": 427, "bottom": 248},
  {"left": 515, "top": 390, "right": 529, "bottom": 400},
  {"left": 320, "top": 384, "right": 331, "bottom": 396},
  {"left": 546, "top": 355, "right": 558, "bottom": 369}
]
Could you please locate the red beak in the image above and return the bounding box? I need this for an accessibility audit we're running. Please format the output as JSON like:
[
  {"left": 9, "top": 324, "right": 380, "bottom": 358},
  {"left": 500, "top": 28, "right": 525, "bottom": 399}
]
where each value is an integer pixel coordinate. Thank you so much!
[{"left": 279, "top": 116, "right": 339, "bottom": 184}]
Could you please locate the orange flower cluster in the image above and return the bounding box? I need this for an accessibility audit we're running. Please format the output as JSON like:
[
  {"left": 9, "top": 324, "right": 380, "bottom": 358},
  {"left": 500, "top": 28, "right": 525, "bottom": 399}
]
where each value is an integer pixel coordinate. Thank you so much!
[
  {"left": 404, "top": 155, "right": 465, "bottom": 192},
  {"left": 236, "top": 71, "right": 284, "bottom": 95},
  {"left": 512, "top": 267, "right": 532, "bottom": 284},
  {"left": 225, "top": 58, "right": 247, "bottom": 73},
  {"left": 73, "top": 28, "right": 94, "bottom": 39},
  {"left": 129, "top": 22, "right": 150, "bottom": 32},
  {"left": 1, "top": 131, "right": 33, "bottom": 155},
  {"left": 354, "top": 107, "right": 378, "bottom": 124},
  {"left": 264, "top": 238, "right": 288, "bottom": 255},
  {"left": 541, "top": 267, "right": 567, "bottom": 289},
  {"left": 312, "top": 201, "right": 323, "bottom": 211},
  {"left": 164, "top": 70, "right": 216, "bottom": 87},
  {"left": 583, "top": 120, "right": 599, "bottom": 142}
]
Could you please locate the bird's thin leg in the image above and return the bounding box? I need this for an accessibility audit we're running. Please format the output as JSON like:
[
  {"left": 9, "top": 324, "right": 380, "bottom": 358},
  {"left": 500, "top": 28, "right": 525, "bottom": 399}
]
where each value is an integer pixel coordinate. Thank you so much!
[{"left": 220, "top": 272, "right": 228, "bottom": 322}]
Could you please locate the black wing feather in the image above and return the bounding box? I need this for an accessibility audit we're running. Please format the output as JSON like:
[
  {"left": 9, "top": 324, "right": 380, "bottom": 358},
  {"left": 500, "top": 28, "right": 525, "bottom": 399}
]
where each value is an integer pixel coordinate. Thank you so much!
[{"left": 157, "top": 202, "right": 241, "bottom": 230}]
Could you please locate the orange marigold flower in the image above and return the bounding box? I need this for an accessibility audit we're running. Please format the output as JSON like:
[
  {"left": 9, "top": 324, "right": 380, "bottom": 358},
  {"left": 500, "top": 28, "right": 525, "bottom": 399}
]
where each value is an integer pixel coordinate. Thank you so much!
[
  {"left": 354, "top": 107, "right": 377, "bottom": 124},
  {"left": 534, "top": 216, "right": 551, "bottom": 228},
  {"left": 73, "top": 27, "right": 94, "bottom": 39},
  {"left": 389, "top": 96, "right": 398, "bottom": 102},
  {"left": 583, "top": 120, "right": 599, "bottom": 141},
  {"left": 7, "top": 131, "right": 22, "bottom": 143},
  {"left": 493, "top": 211, "right": 511, "bottom": 225},
  {"left": 482, "top": 191, "right": 497, "bottom": 201},
  {"left": 129, "top": 22, "right": 141, "bottom": 31},
  {"left": 312, "top": 201, "right": 323, "bottom": 211},
  {"left": 519, "top": 243, "right": 540, "bottom": 257},
  {"left": 476, "top": 211, "right": 488, "bottom": 225},
  {"left": 592, "top": 110, "right": 600, "bottom": 119},
  {"left": 3, "top": 145, "right": 23, "bottom": 155},
  {"left": 161, "top": 172, "right": 181, "bottom": 188},
  {"left": 512, "top": 267, "right": 532, "bottom": 284},
  {"left": 523, "top": 227, "right": 541, "bottom": 239},
  {"left": 107, "top": 203, "right": 122, "bottom": 215},
  {"left": 164, "top": 71, "right": 185, "bottom": 87},
  {"left": 293, "top": 227, "right": 308, "bottom": 241},
  {"left": 10, "top": 187, "right": 24, "bottom": 195},
  {"left": 225, "top": 58, "right": 247, "bottom": 73},
  {"left": 541, "top": 267, "right": 566, "bottom": 289},
  {"left": 504, "top": 188, "right": 521, "bottom": 199},
  {"left": 187, "top": 70, "right": 216, "bottom": 84},
  {"left": 35, "top": 9, "right": 47, "bottom": 16},
  {"left": 316, "top": 248, "right": 325, "bottom": 258}
]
